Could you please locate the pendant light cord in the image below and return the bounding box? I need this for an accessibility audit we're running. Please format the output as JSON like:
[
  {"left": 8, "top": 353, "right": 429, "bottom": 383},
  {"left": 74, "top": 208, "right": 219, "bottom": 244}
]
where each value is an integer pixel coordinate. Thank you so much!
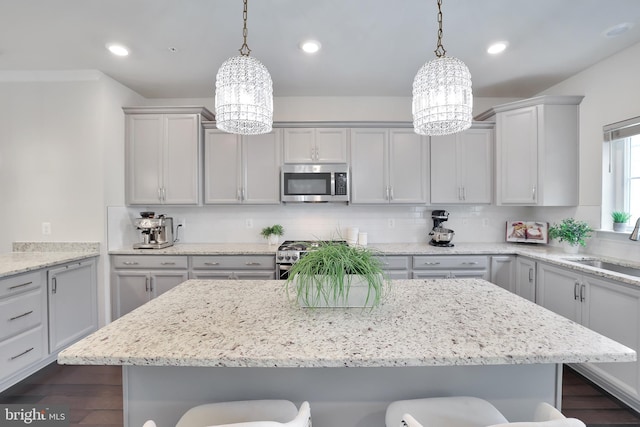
[
  {"left": 239, "top": 0, "right": 251, "bottom": 56},
  {"left": 434, "top": 0, "right": 446, "bottom": 58}
]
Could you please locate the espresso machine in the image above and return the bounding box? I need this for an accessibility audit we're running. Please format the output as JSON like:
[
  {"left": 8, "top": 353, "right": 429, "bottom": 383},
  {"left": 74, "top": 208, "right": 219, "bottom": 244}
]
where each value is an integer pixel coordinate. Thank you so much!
[
  {"left": 429, "top": 210, "right": 455, "bottom": 247},
  {"left": 133, "top": 212, "right": 174, "bottom": 249}
]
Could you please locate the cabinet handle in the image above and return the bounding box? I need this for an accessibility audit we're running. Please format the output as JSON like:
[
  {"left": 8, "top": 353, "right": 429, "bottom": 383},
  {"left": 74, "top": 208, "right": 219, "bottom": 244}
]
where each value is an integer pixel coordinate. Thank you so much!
[
  {"left": 204, "top": 262, "right": 220, "bottom": 266},
  {"left": 158, "top": 187, "right": 162, "bottom": 201},
  {"left": 573, "top": 281, "right": 580, "bottom": 300},
  {"left": 160, "top": 262, "right": 176, "bottom": 266},
  {"left": 163, "top": 187, "right": 167, "bottom": 201},
  {"left": 150, "top": 277, "right": 154, "bottom": 292},
  {"left": 423, "top": 262, "right": 441, "bottom": 265},
  {"left": 462, "top": 187, "right": 466, "bottom": 201},
  {"left": 9, "top": 310, "right": 33, "bottom": 321},
  {"left": 461, "top": 261, "right": 478, "bottom": 265},
  {"left": 51, "top": 277, "right": 57, "bottom": 294},
  {"left": 532, "top": 186, "right": 536, "bottom": 201},
  {"left": 145, "top": 277, "right": 150, "bottom": 292},
  {"left": 10, "top": 347, "right": 34, "bottom": 360},
  {"left": 389, "top": 186, "right": 394, "bottom": 200},
  {"left": 8, "top": 281, "right": 32, "bottom": 291},
  {"left": 241, "top": 188, "right": 246, "bottom": 201},
  {"left": 245, "top": 262, "right": 261, "bottom": 266},
  {"left": 528, "top": 268, "right": 534, "bottom": 283},
  {"left": 580, "top": 284, "right": 586, "bottom": 302},
  {"left": 123, "top": 261, "right": 139, "bottom": 266}
]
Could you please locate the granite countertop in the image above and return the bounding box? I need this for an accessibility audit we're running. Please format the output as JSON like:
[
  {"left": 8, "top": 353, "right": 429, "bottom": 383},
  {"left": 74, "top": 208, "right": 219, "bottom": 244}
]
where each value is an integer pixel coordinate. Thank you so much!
[
  {"left": 110, "top": 242, "right": 279, "bottom": 255},
  {"left": 0, "top": 242, "right": 100, "bottom": 278},
  {"left": 58, "top": 278, "right": 635, "bottom": 368}
]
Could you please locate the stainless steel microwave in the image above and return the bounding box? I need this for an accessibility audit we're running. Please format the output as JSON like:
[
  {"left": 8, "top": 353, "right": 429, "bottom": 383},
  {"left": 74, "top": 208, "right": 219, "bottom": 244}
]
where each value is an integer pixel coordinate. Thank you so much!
[{"left": 281, "top": 164, "right": 349, "bottom": 203}]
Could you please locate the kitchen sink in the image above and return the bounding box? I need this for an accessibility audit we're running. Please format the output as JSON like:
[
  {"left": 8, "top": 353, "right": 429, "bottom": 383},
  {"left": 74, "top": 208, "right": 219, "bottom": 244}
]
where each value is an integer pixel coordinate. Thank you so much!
[{"left": 566, "top": 258, "right": 640, "bottom": 277}]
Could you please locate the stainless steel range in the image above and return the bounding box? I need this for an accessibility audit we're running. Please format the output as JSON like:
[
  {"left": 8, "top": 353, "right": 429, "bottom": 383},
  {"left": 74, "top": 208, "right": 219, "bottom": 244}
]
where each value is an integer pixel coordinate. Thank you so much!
[{"left": 276, "top": 240, "right": 346, "bottom": 279}]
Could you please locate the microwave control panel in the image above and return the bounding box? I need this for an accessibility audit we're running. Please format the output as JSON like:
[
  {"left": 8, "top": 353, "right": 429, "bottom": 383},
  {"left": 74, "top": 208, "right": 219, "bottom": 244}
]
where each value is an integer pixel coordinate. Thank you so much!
[{"left": 335, "top": 172, "right": 348, "bottom": 195}]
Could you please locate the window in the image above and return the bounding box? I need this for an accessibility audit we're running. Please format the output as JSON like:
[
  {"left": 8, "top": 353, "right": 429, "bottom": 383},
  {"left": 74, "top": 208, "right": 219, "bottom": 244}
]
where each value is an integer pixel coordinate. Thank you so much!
[{"left": 603, "top": 116, "right": 640, "bottom": 229}]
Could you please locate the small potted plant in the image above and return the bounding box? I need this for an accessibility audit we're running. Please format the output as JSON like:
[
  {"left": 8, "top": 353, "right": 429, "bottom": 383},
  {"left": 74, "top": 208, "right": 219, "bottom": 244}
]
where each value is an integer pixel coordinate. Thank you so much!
[
  {"left": 548, "top": 218, "right": 593, "bottom": 253},
  {"left": 285, "top": 241, "right": 388, "bottom": 308},
  {"left": 260, "top": 224, "right": 284, "bottom": 245},
  {"left": 611, "top": 211, "right": 631, "bottom": 232}
]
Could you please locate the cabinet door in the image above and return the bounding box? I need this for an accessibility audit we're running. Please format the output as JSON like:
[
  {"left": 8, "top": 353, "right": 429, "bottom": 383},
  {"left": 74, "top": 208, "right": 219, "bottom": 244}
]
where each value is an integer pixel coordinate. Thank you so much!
[
  {"left": 537, "top": 263, "right": 582, "bottom": 323},
  {"left": 111, "top": 272, "right": 151, "bottom": 320},
  {"left": 48, "top": 261, "right": 97, "bottom": 353},
  {"left": 283, "top": 128, "right": 315, "bottom": 163},
  {"left": 388, "top": 130, "right": 427, "bottom": 204},
  {"left": 459, "top": 128, "right": 492, "bottom": 204},
  {"left": 430, "top": 133, "right": 459, "bottom": 203},
  {"left": 350, "top": 129, "right": 388, "bottom": 204},
  {"left": 497, "top": 106, "right": 538, "bottom": 204},
  {"left": 450, "top": 270, "right": 490, "bottom": 281},
  {"left": 151, "top": 271, "right": 189, "bottom": 298},
  {"left": 315, "top": 128, "right": 348, "bottom": 163},
  {"left": 583, "top": 275, "right": 640, "bottom": 397},
  {"left": 244, "top": 130, "right": 281, "bottom": 204},
  {"left": 515, "top": 257, "right": 536, "bottom": 302},
  {"left": 490, "top": 256, "right": 515, "bottom": 293},
  {"left": 125, "top": 114, "right": 163, "bottom": 204},
  {"left": 204, "top": 130, "right": 242, "bottom": 204},
  {"left": 163, "top": 114, "right": 200, "bottom": 204},
  {"left": 234, "top": 271, "right": 277, "bottom": 280}
]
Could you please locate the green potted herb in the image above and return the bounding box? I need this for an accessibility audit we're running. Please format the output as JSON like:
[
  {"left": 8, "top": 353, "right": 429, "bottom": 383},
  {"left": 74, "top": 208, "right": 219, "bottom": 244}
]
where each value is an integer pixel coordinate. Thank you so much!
[
  {"left": 548, "top": 218, "right": 593, "bottom": 253},
  {"left": 611, "top": 211, "right": 631, "bottom": 232},
  {"left": 285, "top": 241, "right": 389, "bottom": 308},
  {"left": 260, "top": 224, "right": 284, "bottom": 245}
]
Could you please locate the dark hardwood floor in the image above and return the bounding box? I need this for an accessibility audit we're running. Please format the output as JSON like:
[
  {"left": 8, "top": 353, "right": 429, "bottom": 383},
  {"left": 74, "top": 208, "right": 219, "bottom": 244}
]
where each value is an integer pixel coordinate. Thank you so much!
[{"left": 1, "top": 364, "right": 639, "bottom": 427}]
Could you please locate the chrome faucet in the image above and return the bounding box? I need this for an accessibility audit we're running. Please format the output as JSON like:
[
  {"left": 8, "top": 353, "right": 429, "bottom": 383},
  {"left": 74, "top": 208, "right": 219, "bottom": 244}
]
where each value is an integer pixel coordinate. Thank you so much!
[{"left": 630, "top": 218, "right": 640, "bottom": 240}]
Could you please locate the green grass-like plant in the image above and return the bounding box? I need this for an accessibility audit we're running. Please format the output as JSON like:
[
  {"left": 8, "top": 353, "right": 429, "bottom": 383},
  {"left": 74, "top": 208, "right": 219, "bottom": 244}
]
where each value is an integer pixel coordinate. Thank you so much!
[
  {"left": 548, "top": 218, "right": 593, "bottom": 247},
  {"left": 260, "top": 224, "right": 284, "bottom": 238},
  {"left": 611, "top": 211, "right": 631, "bottom": 223},
  {"left": 285, "top": 241, "right": 388, "bottom": 308}
]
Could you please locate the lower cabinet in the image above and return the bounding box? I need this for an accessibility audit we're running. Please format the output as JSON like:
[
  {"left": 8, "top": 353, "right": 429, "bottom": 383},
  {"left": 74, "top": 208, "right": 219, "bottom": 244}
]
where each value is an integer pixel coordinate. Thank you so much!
[
  {"left": 111, "top": 256, "right": 189, "bottom": 320},
  {"left": 190, "top": 255, "right": 276, "bottom": 280},
  {"left": 538, "top": 262, "right": 640, "bottom": 411},
  {"left": 515, "top": 257, "right": 536, "bottom": 302},
  {"left": 48, "top": 260, "right": 98, "bottom": 353},
  {"left": 412, "top": 256, "right": 489, "bottom": 280},
  {"left": 490, "top": 255, "right": 516, "bottom": 293},
  {"left": 375, "top": 255, "right": 410, "bottom": 279}
]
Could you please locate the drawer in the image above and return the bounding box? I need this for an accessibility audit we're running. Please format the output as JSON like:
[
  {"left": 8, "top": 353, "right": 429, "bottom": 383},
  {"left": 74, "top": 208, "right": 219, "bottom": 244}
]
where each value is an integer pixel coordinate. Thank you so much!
[
  {"left": 0, "top": 326, "right": 45, "bottom": 382},
  {"left": 191, "top": 255, "right": 275, "bottom": 270},
  {"left": 0, "top": 271, "right": 42, "bottom": 298},
  {"left": 0, "top": 288, "right": 44, "bottom": 341},
  {"left": 112, "top": 255, "right": 188, "bottom": 269},
  {"left": 375, "top": 256, "right": 409, "bottom": 270},
  {"left": 412, "top": 256, "right": 488, "bottom": 270}
]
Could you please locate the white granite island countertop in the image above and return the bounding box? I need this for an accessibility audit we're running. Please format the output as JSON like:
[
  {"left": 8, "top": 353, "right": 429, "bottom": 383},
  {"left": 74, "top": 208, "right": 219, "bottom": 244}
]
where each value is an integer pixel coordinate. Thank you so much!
[{"left": 59, "top": 279, "right": 635, "bottom": 368}]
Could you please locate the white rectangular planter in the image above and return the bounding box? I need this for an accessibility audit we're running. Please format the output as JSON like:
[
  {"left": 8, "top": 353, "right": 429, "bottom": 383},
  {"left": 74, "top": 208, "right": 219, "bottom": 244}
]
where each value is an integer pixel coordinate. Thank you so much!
[{"left": 293, "top": 274, "right": 382, "bottom": 308}]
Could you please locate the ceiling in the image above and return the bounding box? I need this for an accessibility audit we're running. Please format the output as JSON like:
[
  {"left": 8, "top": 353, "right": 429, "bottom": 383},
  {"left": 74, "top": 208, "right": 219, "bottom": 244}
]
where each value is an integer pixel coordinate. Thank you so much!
[{"left": 1, "top": 0, "right": 640, "bottom": 99}]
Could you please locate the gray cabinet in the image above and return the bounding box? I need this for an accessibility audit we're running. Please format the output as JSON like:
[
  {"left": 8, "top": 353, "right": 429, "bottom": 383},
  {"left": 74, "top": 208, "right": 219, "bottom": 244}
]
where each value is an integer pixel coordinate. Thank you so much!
[
  {"left": 430, "top": 125, "right": 493, "bottom": 204},
  {"left": 350, "top": 128, "right": 427, "bottom": 204},
  {"left": 204, "top": 127, "right": 281, "bottom": 204},
  {"left": 124, "top": 106, "right": 214, "bottom": 205},
  {"left": 191, "top": 255, "right": 276, "bottom": 280},
  {"left": 515, "top": 257, "right": 536, "bottom": 302},
  {"left": 476, "top": 96, "right": 583, "bottom": 206},
  {"left": 412, "top": 256, "right": 489, "bottom": 280},
  {"left": 47, "top": 259, "right": 97, "bottom": 353},
  {"left": 490, "top": 255, "right": 516, "bottom": 293},
  {"left": 375, "top": 255, "right": 410, "bottom": 280},
  {"left": 111, "top": 255, "right": 189, "bottom": 319},
  {"left": 283, "top": 128, "right": 347, "bottom": 163}
]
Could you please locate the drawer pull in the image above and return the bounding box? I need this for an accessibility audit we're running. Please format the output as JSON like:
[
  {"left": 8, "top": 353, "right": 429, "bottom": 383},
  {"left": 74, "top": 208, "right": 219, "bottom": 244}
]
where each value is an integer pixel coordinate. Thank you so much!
[
  {"left": 461, "top": 262, "right": 479, "bottom": 265},
  {"left": 160, "top": 262, "right": 176, "bottom": 265},
  {"left": 245, "top": 262, "right": 261, "bottom": 266},
  {"left": 52, "top": 277, "right": 57, "bottom": 294},
  {"left": 8, "top": 281, "right": 33, "bottom": 291},
  {"left": 123, "top": 261, "right": 139, "bottom": 266},
  {"left": 10, "top": 347, "right": 34, "bottom": 360},
  {"left": 204, "top": 262, "right": 220, "bottom": 266},
  {"left": 423, "top": 262, "right": 441, "bottom": 265},
  {"left": 574, "top": 281, "right": 580, "bottom": 300},
  {"left": 9, "top": 310, "right": 34, "bottom": 321}
]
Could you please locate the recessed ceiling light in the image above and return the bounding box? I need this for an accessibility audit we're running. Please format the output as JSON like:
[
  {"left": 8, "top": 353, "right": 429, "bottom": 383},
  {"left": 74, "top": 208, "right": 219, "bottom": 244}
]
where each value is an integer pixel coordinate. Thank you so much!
[
  {"left": 300, "top": 40, "right": 321, "bottom": 54},
  {"left": 106, "top": 44, "right": 129, "bottom": 57},
  {"left": 487, "top": 42, "right": 508, "bottom": 55},
  {"left": 603, "top": 22, "right": 634, "bottom": 38}
]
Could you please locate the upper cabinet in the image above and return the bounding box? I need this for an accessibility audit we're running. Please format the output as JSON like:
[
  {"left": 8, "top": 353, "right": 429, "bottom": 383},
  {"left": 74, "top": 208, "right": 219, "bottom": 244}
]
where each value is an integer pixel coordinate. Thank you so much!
[
  {"left": 430, "top": 124, "right": 493, "bottom": 204},
  {"left": 350, "top": 128, "right": 428, "bottom": 204},
  {"left": 124, "top": 106, "right": 214, "bottom": 205},
  {"left": 204, "top": 126, "right": 281, "bottom": 204},
  {"left": 476, "top": 95, "right": 583, "bottom": 206},
  {"left": 283, "top": 128, "right": 348, "bottom": 163}
]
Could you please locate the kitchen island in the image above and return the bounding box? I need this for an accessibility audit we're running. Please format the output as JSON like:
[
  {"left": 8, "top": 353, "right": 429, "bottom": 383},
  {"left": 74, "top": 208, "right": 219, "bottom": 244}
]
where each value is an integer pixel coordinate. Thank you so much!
[{"left": 59, "top": 278, "right": 635, "bottom": 427}]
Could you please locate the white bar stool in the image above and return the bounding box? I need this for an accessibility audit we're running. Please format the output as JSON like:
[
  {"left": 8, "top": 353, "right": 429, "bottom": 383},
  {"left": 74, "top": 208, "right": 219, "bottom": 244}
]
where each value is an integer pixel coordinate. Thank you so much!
[{"left": 171, "top": 400, "right": 310, "bottom": 427}]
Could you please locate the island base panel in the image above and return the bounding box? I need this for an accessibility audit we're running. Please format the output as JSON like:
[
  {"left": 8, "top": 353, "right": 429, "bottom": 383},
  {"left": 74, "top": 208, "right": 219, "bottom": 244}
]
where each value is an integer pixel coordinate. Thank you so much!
[{"left": 123, "top": 364, "right": 561, "bottom": 427}]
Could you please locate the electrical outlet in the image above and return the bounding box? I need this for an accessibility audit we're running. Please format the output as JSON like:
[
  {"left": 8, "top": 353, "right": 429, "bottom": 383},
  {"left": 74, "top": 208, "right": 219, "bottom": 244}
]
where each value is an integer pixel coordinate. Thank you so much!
[
  {"left": 246, "top": 219, "right": 253, "bottom": 229},
  {"left": 41, "top": 222, "right": 51, "bottom": 235},
  {"left": 388, "top": 219, "right": 395, "bottom": 228}
]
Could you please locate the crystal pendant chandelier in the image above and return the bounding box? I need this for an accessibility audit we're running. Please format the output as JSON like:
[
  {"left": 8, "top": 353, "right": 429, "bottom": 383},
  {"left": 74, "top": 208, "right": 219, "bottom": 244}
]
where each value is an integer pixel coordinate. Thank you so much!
[
  {"left": 215, "top": 0, "right": 273, "bottom": 135},
  {"left": 412, "top": 0, "right": 472, "bottom": 136}
]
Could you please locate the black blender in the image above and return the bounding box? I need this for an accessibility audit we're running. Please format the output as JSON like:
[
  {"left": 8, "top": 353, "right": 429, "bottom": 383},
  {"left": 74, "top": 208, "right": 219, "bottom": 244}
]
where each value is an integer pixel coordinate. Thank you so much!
[{"left": 429, "top": 210, "right": 455, "bottom": 247}]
